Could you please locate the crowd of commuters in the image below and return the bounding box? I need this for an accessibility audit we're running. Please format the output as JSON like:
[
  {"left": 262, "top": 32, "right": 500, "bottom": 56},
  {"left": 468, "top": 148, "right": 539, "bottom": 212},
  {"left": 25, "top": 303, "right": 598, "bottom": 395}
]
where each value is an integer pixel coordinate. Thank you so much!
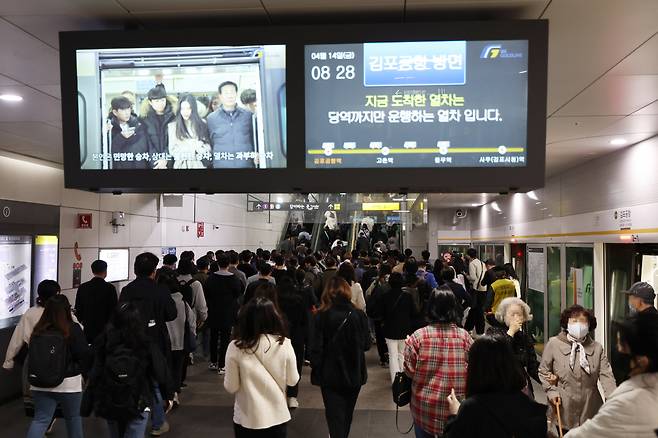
[{"left": 2, "top": 241, "right": 658, "bottom": 438}]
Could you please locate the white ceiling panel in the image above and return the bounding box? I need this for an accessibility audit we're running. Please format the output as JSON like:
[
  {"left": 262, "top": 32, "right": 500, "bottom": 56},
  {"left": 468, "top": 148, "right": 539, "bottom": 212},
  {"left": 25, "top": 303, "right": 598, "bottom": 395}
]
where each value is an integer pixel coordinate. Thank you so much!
[
  {"left": 544, "top": 0, "right": 658, "bottom": 115},
  {"left": 31, "top": 85, "right": 61, "bottom": 100},
  {"left": 3, "top": 15, "right": 114, "bottom": 49},
  {"left": 131, "top": 8, "right": 268, "bottom": 21},
  {"left": 546, "top": 116, "right": 624, "bottom": 144},
  {"left": 599, "top": 115, "right": 658, "bottom": 136},
  {"left": 0, "top": 20, "right": 60, "bottom": 86},
  {"left": 0, "top": 0, "right": 126, "bottom": 17},
  {"left": 428, "top": 192, "right": 497, "bottom": 208},
  {"left": 120, "top": 0, "right": 263, "bottom": 12},
  {"left": 635, "top": 100, "right": 658, "bottom": 115},
  {"left": 0, "top": 122, "right": 62, "bottom": 145},
  {"left": 555, "top": 74, "right": 658, "bottom": 117},
  {"left": 609, "top": 33, "right": 658, "bottom": 76},
  {"left": 0, "top": 74, "right": 22, "bottom": 87},
  {"left": 0, "top": 130, "right": 62, "bottom": 162},
  {"left": 0, "top": 85, "right": 61, "bottom": 122}
]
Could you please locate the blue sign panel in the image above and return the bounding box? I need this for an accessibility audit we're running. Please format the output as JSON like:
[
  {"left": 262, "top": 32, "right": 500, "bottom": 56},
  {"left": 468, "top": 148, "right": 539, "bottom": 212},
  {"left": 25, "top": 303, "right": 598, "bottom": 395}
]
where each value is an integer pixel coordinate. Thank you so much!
[{"left": 363, "top": 41, "right": 466, "bottom": 87}]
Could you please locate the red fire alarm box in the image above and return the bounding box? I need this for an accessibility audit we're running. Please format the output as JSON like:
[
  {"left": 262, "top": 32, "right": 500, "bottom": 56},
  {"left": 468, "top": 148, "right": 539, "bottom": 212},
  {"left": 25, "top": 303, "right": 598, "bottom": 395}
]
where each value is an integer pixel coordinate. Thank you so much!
[
  {"left": 197, "top": 222, "right": 204, "bottom": 238},
  {"left": 78, "top": 213, "right": 92, "bottom": 229}
]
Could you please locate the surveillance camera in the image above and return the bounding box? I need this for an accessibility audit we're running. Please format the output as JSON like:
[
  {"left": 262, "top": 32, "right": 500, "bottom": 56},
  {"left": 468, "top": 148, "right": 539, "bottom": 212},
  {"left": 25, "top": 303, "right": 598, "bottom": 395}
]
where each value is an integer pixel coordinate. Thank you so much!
[{"left": 455, "top": 209, "right": 467, "bottom": 219}]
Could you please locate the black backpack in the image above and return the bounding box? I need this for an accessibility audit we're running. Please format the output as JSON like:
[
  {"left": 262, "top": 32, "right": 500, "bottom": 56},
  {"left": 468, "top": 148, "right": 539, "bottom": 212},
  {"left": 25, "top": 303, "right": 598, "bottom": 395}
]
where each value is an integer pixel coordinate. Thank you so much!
[
  {"left": 28, "top": 330, "right": 68, "bottom": 387},
  {"left": 179, "top": 279, "right": 196, "bottom": 308},
  {"left": 94, "top": 344, "right": 147, "bottom": 421}
]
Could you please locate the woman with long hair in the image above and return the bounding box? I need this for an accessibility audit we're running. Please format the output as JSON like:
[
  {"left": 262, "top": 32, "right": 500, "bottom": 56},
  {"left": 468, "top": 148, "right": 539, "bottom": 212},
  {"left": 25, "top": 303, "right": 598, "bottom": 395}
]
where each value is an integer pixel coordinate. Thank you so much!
[
  {"left": 26, "top": 295, "right": 91, "bottom": 438},
  {"left": 224, "top": 297, "right": 299, "bottom": 438},
  {"left": 168, "top": 93, "right": 211, "bottom": 169},
  {"left": 337, "top": 262, "right": 366, "bottom": 311},
  {"left": 87, "top": 302, "right": 173, "bottom": 438},
  {"left": 443, "top": 335, "right": 547, "bottom": 437},
  {"left": 403, "top": 287, "right": 472, "bottom": 438},
  {"left": 311, "top": 276, "right": 370, "bottom": 438}
]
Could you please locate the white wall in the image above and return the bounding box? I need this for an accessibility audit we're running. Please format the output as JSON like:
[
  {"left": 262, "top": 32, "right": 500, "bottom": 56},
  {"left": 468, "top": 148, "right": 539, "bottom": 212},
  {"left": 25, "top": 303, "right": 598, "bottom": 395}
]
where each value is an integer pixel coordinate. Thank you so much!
[{"left": 0, "top": 152, "right": 288, "bottom": 304}]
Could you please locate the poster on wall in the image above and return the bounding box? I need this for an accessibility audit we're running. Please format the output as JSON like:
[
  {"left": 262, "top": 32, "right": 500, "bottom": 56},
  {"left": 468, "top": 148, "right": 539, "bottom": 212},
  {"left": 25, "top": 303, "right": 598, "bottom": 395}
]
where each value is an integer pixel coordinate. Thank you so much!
[
  {"left": 99, "top": 249, "right": 129, "bottom": 283},
  {"left": 527, "top": 246, "right": 546, "bottom": 293},
  {"left": 33, "top": 235, "right": 59, "bottom": 306},
  {"left": 0, "top": 235, "right": 32, "bottom": 328}
]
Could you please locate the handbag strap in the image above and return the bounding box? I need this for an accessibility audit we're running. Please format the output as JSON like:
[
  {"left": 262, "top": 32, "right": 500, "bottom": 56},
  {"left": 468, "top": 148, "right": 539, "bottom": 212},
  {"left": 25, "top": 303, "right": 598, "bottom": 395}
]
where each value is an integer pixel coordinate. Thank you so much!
[
  {"left": 395, "top": 403, "right": 414, "bottom": 434},
  {"left": 252, "top": 339, "right": 286, "bottom": 396},
  {"left": 329, "top": 310, "right": 353, "bottom": 345}
]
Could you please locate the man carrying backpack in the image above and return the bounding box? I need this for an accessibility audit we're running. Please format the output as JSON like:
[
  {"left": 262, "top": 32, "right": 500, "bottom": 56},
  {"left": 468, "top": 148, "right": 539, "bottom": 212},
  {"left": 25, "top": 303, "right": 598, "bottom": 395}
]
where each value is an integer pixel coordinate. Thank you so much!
[{"left": 119, "top": 252, "right": 177, "bottom": 436}]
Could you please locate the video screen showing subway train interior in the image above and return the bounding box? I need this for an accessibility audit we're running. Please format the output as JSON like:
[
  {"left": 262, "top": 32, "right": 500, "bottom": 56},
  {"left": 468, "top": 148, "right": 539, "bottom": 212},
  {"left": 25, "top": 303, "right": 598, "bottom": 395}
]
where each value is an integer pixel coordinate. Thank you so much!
[
  {"left": 76, "top": 45, "right": 286, "bottom": 170},
  {"left": 305, "top": 40, "right": 528, "bottom": 169}
]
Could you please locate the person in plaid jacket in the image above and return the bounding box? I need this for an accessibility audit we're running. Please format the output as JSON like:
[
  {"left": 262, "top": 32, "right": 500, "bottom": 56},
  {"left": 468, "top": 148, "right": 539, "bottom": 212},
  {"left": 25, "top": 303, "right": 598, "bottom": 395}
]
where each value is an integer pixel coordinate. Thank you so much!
[{"left": 404, "top": 286, "right": 473, "bottom": 437}]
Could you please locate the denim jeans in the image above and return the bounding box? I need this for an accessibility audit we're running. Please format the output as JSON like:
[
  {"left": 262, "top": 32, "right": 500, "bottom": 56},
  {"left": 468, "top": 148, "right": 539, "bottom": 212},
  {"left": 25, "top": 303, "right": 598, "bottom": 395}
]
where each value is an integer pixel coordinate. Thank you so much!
[
  {"left": 151, "top": 385, "right": 165, "bottom": 429},
  {"left": 27, "top": 391, "right": 83, "bottom": 438},
  {"left": 107, "top": 412, "right": 149, "bottom": 438},
  {"left": 414, "top": 423, "right": 436, "bottom": 438}
]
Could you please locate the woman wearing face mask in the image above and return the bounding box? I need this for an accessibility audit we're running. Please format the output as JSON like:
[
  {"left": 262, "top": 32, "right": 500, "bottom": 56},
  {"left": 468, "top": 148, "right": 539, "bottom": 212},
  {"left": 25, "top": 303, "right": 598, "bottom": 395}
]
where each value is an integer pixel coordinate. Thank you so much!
[
  {"left": 539, "top": 305, "right": 617, "bottom": 435},
  {"left": 168, "top": 93, "right": 212, "bottom": 169},
  {"left": 563, "top": 312, "right": 658, "bottom": 437}
]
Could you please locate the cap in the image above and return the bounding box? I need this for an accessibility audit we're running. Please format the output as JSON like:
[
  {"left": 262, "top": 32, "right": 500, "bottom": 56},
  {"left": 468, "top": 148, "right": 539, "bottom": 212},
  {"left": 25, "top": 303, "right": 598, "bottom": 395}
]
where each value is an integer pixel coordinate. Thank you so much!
[
  {"left": 624, "top": 282, "right": 656, "bottom": 301},
  {"left": 147, "top": 84, "right": 167, "bottom": 100}
]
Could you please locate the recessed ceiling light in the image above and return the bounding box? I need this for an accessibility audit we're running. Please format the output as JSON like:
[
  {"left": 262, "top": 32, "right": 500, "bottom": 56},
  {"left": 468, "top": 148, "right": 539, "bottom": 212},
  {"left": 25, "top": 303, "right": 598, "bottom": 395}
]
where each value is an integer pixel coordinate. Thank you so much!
[
  {"left": 526, "top": 191, "right": 539, "bottom": 201},
  {"left": 491, "top": 202, "right": 502, "bottom": 212},
  {"left": 610, "top": 138, "right": 627, "bottom": 146},
  {"left": 0, "top": 94, "right": 23, "bottom": 102},
  {"left": 471, "top": 203, "right": 480, "bottom": 207}
]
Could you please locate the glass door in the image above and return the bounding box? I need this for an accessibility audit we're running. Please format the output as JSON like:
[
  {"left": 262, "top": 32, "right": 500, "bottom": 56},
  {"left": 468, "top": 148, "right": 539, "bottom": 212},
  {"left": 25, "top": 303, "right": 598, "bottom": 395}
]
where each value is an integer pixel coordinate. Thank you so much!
[
  {"left": 566, "top": 246, "right": 594, "bottom": 309},
  {"left": 546, "top": 246, "right": 563, "bottom": 339},
  {"left": 526, "top": 245, "right": 546, "bottom": 353}
]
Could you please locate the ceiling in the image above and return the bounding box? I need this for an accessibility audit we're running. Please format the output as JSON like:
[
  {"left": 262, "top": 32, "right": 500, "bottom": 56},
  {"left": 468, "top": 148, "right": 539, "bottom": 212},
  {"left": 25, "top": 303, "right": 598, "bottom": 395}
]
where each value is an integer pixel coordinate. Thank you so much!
[{"left": 0, "top": 0, "right": 656, "bottom": 177}]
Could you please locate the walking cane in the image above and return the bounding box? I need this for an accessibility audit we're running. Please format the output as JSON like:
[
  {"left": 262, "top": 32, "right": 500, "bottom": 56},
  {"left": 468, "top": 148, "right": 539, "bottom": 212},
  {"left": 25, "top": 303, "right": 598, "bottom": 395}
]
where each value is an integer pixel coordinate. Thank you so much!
[{"left": 554, "top": 398, "right": 564, "bottom": 438}]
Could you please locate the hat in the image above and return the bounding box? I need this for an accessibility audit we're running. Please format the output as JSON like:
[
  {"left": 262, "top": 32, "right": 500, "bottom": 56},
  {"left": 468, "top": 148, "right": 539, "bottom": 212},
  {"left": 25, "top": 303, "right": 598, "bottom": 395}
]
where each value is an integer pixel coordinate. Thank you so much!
[
  {"left": 624, "top": 282, "right": 656, "bottom": 302},
  {"left": 147, "top": 84, "right": 167, "bottom": 100}
]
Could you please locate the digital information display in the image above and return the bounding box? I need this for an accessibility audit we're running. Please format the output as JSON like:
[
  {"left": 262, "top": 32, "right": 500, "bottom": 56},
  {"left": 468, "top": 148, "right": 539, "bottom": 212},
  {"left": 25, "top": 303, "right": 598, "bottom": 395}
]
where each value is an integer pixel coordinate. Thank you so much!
[
  {"left": 305, "top": 41, "right": 528, "bottom": 169},
  {"left": 77, "top": 45, "right": 286, "bottom": 170},
  {"left": 0, "top": 235, "right": 32, "bottom": 328},
  {"left": 99, "top": 249, "right": 130, "bottom": 283},
  {"left": 33, "top": 235, "right": 59, "bottom": 306}
]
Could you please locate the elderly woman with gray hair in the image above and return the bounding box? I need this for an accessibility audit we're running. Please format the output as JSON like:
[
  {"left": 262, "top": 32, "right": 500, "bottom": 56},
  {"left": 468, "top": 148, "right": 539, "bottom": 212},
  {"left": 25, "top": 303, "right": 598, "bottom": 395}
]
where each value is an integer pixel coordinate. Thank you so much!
[{"left": 486, "top": 297, "right": 541, "bottom": 399}]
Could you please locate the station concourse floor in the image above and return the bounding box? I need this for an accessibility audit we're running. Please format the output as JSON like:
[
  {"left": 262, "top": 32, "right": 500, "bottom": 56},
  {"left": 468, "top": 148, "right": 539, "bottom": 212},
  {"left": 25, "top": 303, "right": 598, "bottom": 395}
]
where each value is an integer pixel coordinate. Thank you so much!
[{"left": 0, "top": 347, "right": 547, "bottom": 437}]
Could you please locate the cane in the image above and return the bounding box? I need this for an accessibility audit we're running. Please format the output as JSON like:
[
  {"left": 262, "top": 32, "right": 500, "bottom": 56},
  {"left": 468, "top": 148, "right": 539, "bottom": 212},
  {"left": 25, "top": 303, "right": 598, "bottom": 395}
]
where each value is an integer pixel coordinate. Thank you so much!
[{"left": 554, "top": 397, "right": 564, "bottom": 438}]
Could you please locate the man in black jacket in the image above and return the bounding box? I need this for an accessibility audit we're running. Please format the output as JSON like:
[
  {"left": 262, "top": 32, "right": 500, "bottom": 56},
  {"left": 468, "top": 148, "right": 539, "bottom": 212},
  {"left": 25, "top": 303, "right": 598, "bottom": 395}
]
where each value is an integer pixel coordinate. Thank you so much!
[
  {"left": 119, "top": 252, "right": 177, "bottom": 436},
  {"left": 204, "top": 253, "right": 243, "bottom": 374},
  {"left": 74, "top": 259, "right": 117, "bottom": 345},
  {"left": 108, "top": 96, "right": 149, "bottom": 170},
  {"left": 141, "top": 85, "right": 175, "bottom": 170}
]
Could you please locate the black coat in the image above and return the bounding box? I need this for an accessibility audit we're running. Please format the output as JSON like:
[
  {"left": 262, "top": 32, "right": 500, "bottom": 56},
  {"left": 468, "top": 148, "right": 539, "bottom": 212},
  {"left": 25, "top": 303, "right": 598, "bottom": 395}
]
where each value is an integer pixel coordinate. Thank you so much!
[
  {"left": 444, "top": 392, "right": 547, "bottom": 438},
  {"left": 109, "top": 115, "right": 150, "bottom": 169},
  {"left": 75, "top": 277, "right": 118, "bottom": 344},
  {"left": 205, "top": 272, "right": 243, "bottom": 329},
  {"left": 141, "top": 107, "right": 175, "bottom": 165},
  {"left": 378, "top": 288, "right": 417, "bottom": 340},
  {"left": 278, "top": 291, "right": 308, "bottom": 348},
  {"left": 359, "top": 267, "right": 379, "bottom": 292},
  {"left": 119, "top": 277, "right": 177, "bottom": 356},
  {"left": 311, "top": 297, "right": 370, "bottom": 390}
]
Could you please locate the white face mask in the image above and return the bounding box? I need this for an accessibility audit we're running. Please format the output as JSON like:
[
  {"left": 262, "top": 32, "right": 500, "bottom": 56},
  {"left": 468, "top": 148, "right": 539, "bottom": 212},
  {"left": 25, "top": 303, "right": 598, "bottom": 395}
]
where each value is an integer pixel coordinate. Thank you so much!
[{"left": 567, "top": 322, "right": 589, "bottom": 340}]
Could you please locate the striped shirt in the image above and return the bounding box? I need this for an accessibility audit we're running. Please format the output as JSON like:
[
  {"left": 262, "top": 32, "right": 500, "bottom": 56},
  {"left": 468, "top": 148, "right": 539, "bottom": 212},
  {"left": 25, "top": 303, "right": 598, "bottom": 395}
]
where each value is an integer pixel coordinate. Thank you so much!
[{"left": 404, "top": 323, "right": 472, "bottom": 435}]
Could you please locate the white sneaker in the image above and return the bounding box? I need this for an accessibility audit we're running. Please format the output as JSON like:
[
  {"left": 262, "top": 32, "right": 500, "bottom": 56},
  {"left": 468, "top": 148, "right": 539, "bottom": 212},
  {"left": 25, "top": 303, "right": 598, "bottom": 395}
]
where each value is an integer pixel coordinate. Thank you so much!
[
  {"left": 208, "top": 362, "right": 218, "bottom": 371},
  {"left": 218, "top": 367, "right": 226, "bottom": 375},
  {"left": 287, "top": 397, "right": 299, "bottom": 409}
]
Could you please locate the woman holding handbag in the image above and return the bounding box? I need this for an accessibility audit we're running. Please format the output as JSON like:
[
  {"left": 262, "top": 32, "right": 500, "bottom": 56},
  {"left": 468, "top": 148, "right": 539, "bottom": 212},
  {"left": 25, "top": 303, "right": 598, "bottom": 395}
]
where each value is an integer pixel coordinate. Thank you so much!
[
  {"left": 224, "top": 297, "right": 299, "bottom": 438},
  {"left": 311, "top": 276, "right": 371, "bottom": 438}
]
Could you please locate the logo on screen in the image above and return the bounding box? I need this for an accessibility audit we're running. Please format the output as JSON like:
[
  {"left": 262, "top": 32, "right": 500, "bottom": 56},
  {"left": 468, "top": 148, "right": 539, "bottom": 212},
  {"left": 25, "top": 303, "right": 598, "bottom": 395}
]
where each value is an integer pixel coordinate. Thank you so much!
[{"left": 480, "top": 44, "right": 523, "bottom": 59}]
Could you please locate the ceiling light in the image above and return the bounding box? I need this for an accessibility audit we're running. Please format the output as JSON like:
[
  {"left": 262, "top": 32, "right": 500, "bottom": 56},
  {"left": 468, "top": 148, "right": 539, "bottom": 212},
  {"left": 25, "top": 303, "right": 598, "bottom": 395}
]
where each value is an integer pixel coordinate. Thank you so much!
[
  {"left": 491, "top": 202, "right": 502, "bottom": 212},
  {"left": 0, "top": 94, "right": 23, "bottom": 102},
  {"left": 519, "top": 70, "right": 527, "bottom": 74},
  {"left": 610, "top": 138, "right": 627, "bottom": 146},
  {"left": 471, "top": 203, "right": 480, "bottom": 207},
  {"left": 536, "top": 201, "right": 541, "bottom": 205},
  {"left": 526, "top": 191, "right": 539, "bottom": 201}
]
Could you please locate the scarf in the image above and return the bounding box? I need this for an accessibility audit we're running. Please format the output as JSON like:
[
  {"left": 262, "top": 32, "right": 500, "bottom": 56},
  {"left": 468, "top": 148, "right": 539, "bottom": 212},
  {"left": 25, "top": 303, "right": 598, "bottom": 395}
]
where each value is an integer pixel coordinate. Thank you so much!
[{"left": 566, "top": 334, "right": 591, "bottom": 375}]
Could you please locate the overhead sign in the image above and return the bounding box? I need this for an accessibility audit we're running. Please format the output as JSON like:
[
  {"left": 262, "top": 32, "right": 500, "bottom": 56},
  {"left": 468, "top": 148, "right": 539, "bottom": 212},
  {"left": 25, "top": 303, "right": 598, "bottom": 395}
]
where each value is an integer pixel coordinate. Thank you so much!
[
  {"left": 249, "top": 201, "right": 341, "bottom": 212},
  {"left": 362, "top": 202, "right": 400, "bottom": 211}
]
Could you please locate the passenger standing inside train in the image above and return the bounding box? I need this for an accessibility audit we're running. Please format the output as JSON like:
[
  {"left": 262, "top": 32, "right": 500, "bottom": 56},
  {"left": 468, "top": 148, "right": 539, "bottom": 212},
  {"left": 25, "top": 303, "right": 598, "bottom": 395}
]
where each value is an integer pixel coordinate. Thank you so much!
[
  {"left": 376, "top": 272, "right": 418, "bottom": 382},
  {"left": 563, "top": 312, "right": 658, "bottom": 437},
  {"left": 141, "top": 85, "right": 176, "bottom": 170},
  {"left": 311, "top": 277, "right": 370, "bottom": 438},
  {"left": 26, "top": 295, "right": 92, "bottom": 438},
  {"left": 108, "top": 96, "right": 149, "bottom": 170},
  {"left": 486, "top": 297, "right": 540, "bottom": 399},
  {"left": 337, "top": 262, "right": 366, "bottom": 311},
  {"left": 626, "top": 282, "right": 658, "bottom": 315},
  {"left": 539, "top": 305, "right": 617, "bottom": 435},
  {"left": 404, "top": 288, "right": 472, "bottom": 438},
  {"left": 464, "top": 248, "right": 487, "bottom": 335},
  {"left": 443, "top": 335, "right": 547, "bottom": 438},
  {"left": 224, "top": 297, "right": 299, "bottom": 438},
  {"left": 204, "top": 253, "right": 243, "bottom": 375},
  {"left": 74, "top": 259, "right": 118, "bottom": 345},
  {"left": 167, "top": 93, "right": 211, "bottom": 169},
  {"left": 276, "top": 276, "right": 309, "bottom": 409}
]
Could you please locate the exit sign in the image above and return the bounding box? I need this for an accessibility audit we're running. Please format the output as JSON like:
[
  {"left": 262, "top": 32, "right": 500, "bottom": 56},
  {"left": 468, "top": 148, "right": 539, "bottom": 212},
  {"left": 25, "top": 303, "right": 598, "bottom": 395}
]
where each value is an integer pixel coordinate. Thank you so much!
[{"left": 77, "top": 213, "right": 92, "bottom": 229}]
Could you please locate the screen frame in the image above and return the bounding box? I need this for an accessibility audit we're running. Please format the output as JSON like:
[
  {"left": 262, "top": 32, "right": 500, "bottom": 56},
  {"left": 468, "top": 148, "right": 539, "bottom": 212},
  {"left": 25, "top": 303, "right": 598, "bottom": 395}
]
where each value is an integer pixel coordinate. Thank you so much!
[
  {"left": 60, "top": 20, "right": 547, "bottom": 194},
  {"left": 98, "top": 248, "right": 130, "bottom": 283}
]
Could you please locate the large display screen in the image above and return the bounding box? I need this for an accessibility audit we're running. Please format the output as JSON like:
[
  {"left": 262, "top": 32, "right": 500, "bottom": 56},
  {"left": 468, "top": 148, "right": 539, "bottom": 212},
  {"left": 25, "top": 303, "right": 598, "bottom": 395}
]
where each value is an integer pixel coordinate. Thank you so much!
[
  {"left": 99, "top": 249, "right": 129, "bottom": 283},
  {"left": 305, "top": 40, "right": 528, "bottom": 169},
  {"left": 77, "top": 45, "right": 286, "bottom": 170},
  {"left": 33, "top": 236, "right": 59, "bottom": 306},
  {"left": 0, "top": 236, "right": 32, "bottom": 328}
]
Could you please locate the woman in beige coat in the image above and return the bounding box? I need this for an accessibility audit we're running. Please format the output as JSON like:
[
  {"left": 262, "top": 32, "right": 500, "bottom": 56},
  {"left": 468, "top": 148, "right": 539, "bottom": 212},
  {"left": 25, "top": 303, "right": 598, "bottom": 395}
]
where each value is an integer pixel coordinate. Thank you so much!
[{"left": 539, "top": 305, "right": 617, "bottom": 435}]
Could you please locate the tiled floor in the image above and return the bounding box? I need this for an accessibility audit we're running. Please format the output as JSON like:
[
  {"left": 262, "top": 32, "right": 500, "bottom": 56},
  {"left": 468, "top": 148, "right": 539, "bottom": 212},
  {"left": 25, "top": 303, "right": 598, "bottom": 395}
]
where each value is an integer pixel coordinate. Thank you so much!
[{"left": 0, "top": 348, "right": 546, "bottom": 437}]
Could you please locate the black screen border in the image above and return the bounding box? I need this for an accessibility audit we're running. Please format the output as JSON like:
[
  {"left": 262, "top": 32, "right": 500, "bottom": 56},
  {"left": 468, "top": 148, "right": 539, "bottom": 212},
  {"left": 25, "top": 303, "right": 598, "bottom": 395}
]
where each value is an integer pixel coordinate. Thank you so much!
[{"left": 60, "top": 20, "right": 547, "bottom": 194}]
